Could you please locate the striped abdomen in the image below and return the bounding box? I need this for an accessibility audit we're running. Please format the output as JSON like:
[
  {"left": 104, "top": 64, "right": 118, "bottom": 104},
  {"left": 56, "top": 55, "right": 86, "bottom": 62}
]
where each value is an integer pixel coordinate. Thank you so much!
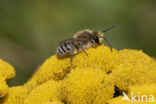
[
  {"left": 56, "top": 39, "right": 74, "bottom": 57},
  {"left": 56, "top": 38, "right": 92, "bottom": 58}
]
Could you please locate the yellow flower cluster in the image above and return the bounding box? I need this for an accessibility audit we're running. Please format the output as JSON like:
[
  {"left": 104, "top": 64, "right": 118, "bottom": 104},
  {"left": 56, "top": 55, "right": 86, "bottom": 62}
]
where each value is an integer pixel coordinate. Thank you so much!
[
  {"left": 1, "top": 86, "right": 28, "bottom": 104},
  {"left": 24, "top": 46, "right": 121, "bottom": 91},
  {"left": 40, "top": 101, "right": 64, "bottom": 104},
  {"left": 0, "top": 59, "right": 15, "bottom": 97},
  {"left": 110, "top": 49, "right": 156, "bottom": 91},
  {"left": 61, "top": 68, "right": 114, "bottom": 104},
  {"left": 24, "top": 80, "right": 61, "bottom": 104},
  {"left": 0, "top": 45, "right": 156, "bottom": 104},
  {"left": 108, "top": 84, "right": 156, "bottom": 104}
]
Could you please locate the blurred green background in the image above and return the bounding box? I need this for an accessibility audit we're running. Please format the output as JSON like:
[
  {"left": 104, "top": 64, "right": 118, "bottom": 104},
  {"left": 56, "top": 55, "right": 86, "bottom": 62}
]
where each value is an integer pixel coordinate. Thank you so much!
[{"left": 0, "top": 0, "right": 156, "bottom": 86}]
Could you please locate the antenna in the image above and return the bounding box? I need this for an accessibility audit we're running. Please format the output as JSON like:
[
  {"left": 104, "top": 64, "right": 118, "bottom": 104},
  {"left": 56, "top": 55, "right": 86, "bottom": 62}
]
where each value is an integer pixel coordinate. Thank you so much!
[
  {"left": 102, "top": 26, "right": 116, "bottom": 33},
  {"left": 100, "top": 25, "right": 116, "bottom": 52},
  {"left": 103, "top": 37, "right": 112, "bottom": 52}
]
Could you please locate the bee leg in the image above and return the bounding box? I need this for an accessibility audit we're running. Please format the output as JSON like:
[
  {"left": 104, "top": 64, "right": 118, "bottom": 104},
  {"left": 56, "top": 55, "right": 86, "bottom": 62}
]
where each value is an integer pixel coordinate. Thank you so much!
[
  {"left": 80, "top": 45, "right": 88, "bottom": 56},
  {"left": 82, "top": 48, "right": 88, "bottom": 56},
  {"left": 70, "top": 45, "right": 75, "bottom": 65}
]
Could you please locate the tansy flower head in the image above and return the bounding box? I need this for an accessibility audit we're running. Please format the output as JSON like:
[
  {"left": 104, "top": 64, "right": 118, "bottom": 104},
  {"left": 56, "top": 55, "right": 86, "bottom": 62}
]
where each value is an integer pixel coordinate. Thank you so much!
[
  {"left": 0, "top": 77, "right": 9, "bottom": 98},
  {"left": 107, "top": 96, "right": 131, "bottom": 104},
  {"left": 24, "top": 80, "right": 61, "bottom": 104},
  {"left": 128, "top": 84, "right": 156, "bottom": 98},
  {"left": 108, "top": 84, "right": 156, "bottom": 104},
  {"left": 40, "top": 101, "right": 64, "bottom": 104},
  {"left": 1, "top": 86, "right": 28, "bottom": 104},
  {"left": 0, "top": 59, "right": 15, "bottom": 80},
  {"left": 61, "top": 67, "right": 114, "bottom": 104},
  {"left": 110, "top": 49, "right": 156, "bottom": 91},
  {"left": 24, "top": 45, "right": 120, "bottom": 91},
  {"left": 0, "top": 59, "right": 15, "bottom": 97},
  {"left": 1, "top": 45, "right": 156, "bottom": 104}
]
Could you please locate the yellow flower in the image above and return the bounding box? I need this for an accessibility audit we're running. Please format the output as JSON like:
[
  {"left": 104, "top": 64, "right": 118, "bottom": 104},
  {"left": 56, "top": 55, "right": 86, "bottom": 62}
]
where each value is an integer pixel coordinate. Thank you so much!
[
  {"left": 107, "top": 96, "right": 154, "bottom": 104},
  {"left": 24, "top": 45, "right": 121, "bottom": 91},
  {"left": 24, "top": 80, "right": 61, "bottom": 104},
  {"left": 128, "top": 84, "right": 156, "bottom": 98},
  {"left": 1, "top": 86, "right": 28, "bottom": 104},
  {"left": 107, "top": 96, "right": 131, "bottom": 104},
  {"left": 108, "top": 84, "right": 156, "bottom": 104},
  {"left": 0, "top": 59, "right": 15, "bottom": 97},
  {"left": 61, "top": 67, "right": 114, "bottom": 104},
  {"left": 1, "top": 45, "right": 156, "bottom": 104},
  {"left": 110, "top": 49, "right": 156, "bottom": 91},
  {"left": 40, "top": 101, "right": 64, "bottom": 104},
  {"left": 0, "top": 76, "right": 9, "bottom": 98},
  {"left": 119, "top": 49, "right": 156, "bottom": 66},
  {"left": 0, "top": 59, "right": 15, "bottom": 80}
]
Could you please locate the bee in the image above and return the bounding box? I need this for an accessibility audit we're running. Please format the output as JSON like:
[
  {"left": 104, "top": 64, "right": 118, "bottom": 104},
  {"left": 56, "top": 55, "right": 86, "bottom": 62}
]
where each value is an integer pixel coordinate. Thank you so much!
[{"left": 56, "top": 26, "right": 116, "bottom": 64}]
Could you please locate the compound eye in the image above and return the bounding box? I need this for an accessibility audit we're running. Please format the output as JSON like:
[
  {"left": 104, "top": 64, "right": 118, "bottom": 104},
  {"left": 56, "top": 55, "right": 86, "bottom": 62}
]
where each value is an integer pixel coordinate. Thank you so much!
[{"left": 93, "top": 36, "right": 99, "bottom": 43}]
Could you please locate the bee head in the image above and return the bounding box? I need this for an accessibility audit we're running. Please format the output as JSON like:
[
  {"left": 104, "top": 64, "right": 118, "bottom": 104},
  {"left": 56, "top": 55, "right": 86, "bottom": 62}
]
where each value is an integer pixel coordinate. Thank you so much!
[
  {"left": 92, "top": 30, "right": 104, "bottom": 45},
  {"left": 92, "top": 26, "right": 116, "bottom": 52}
]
